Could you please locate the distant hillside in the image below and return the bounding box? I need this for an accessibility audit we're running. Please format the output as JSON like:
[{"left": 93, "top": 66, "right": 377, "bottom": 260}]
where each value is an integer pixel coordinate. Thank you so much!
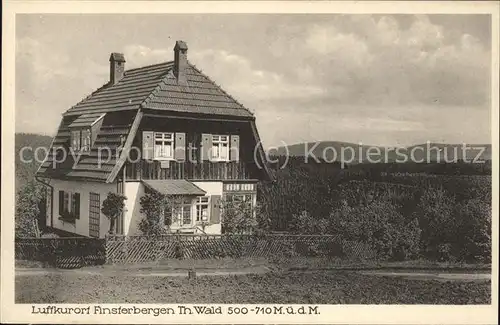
[
  {"left": 272, "top": 141, "right": 492, "bottom": 164},
  {"left": 15, "top": 133, "right": 53, "bottom": 191}
]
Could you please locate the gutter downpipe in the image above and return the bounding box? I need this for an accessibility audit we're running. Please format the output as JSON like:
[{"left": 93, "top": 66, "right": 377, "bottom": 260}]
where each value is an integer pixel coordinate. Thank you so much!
[{"left": 35, "top": 176, "right": 54, "bottom": 228}]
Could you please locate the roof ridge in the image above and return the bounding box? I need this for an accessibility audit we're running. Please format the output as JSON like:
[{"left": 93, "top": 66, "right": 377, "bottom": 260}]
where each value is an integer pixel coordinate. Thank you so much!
[
  {"left": 124, "top": 60, "right": 174, "bottom": 74},
  {"left": 188, "top": 63, "right": 254, "bottom": 116}
]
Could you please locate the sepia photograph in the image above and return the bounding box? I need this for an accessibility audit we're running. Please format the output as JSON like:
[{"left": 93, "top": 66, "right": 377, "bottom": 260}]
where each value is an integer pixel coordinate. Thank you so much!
[{"left": 1, "top": 1, "right": 498, "bottom": 324}]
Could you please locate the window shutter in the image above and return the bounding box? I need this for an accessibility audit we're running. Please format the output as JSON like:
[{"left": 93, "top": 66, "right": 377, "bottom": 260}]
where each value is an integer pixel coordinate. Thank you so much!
[
  {"left": 142, "top": 131, "right": 154, "bottom": 160},
  {"left": 230, "top": 135, "right": 240, "bottom": 162},
  {"left": 210, "top": 195, "right": 221, "bottom": 224},
  {"left": 174, "top": 132, "right": 186, "bottom": 161},
  {"left": 58, "top": 190, "right": 64, "bottom": 215},
  {"left": 201, "top": 133, "right": 212, "bottom": 161},
  {"left": 73, "top": 193, "right": 81, "bottom": 219}
]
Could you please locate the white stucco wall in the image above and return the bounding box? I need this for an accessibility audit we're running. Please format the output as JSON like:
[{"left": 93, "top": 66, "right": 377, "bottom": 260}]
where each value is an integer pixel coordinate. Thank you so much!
[
  {"left": 123, "top": 181, "right": 145, "bottom": 236},
  {"left": 48, "top": 179, "right": 116, "bottom": 238},
  {"left": 192, "top": 181, "right": 223, "bottom": 196}
]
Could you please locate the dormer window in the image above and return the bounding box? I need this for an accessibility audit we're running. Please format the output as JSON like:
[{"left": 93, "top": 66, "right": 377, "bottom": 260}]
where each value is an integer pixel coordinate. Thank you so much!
[
  {"left": 71, "top": 129, "right": 91, "bottom": 152},
  {"left": 68, "top": 113, "right": 105, "bottom": 153}
]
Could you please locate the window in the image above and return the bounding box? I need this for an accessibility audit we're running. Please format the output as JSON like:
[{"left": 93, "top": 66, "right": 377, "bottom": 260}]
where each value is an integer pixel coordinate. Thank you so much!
[
  {"left": 224, "top": 183, "right": 255, "bottom": 192},
  {"left": 81, "top": 129, "right": 91, "bottom": 152},
  {"left": 195, "top": 196, "right": 210, "bottom": 223},
  {"left": 227, "top": 193, "right": 254, "bottom": 204},
  {"left": 71, "top": 130, "right": 81, "bottom": 151},
  {"left": 58, "top": 190, "right": 80, "bottom": 221},
  {"left": 154, "top": 132, "right": 174, "bottom": 160},
  {"left": 168, "top": 198, "right": 192, "bottom": 226},
  {"left": 212, "top": 135, "right": 229, "bottom": 161},
  {"left": 89, "top": 193, "right": 100, "bottom": 238},
  {"left": 70, "top": 128, "right": 91, "bottom": 152}
]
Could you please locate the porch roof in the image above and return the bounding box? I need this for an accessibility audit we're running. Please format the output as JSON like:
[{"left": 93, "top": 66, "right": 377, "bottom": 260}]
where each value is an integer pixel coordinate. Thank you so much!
[{"left": 142, "top": 179, "right": 206, "bottom": 196}]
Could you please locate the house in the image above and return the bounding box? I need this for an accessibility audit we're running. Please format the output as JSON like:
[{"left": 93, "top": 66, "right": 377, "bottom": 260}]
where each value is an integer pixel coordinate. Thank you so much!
[{"left": 35, "top": 40, "right": 271, "bottom": 238}]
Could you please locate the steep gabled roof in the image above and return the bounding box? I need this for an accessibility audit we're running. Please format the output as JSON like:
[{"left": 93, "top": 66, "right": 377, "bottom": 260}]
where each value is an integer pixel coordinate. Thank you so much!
[
  {"left": 37, "top": 54, "right": 271, "bottom": 182},
  {"left": 64, "top": 62, "right": 254, "bottom": 118}
]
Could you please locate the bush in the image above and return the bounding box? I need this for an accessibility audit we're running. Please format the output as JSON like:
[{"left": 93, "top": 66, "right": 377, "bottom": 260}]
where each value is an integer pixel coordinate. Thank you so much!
[
  {"left": 331, "top": 200, "right": 421, "bottom": 261},
  {"left": 221, "top": 200, "right": 259, "bottom": 234},
  {"left": 412, "top": 187, "right": 455, "bottom": 256},
  {"left": 453, "top": 198, "right": 491, "bottom": 263},
  {"left": 414, "top": 188, "right": 491, "bottom": 263},
  {"left": 139, "top": 191, "right": 170, "bottom": 236},
  {"left": 290, "top": 210, "right": 330, "bottom": 234},
  {"left": 16, "top": 181, "right": 45, "bottom": 238}
]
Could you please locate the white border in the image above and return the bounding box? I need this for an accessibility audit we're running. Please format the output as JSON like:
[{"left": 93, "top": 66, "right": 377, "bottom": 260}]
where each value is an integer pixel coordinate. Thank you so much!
[{"left": 2, "top": 1, "right": 499, "bottom": 324}]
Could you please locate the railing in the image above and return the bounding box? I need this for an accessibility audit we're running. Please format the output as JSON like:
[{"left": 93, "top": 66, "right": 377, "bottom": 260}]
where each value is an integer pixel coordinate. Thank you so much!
[
  {"left": 125, "top": 159, "right": 251, "bottom": 180},
  {"left": 105, "top": 234, "right": 376, "bottom": 264},
  {"left": 15, "top": 234, "right": 377, "bottom": 267}
]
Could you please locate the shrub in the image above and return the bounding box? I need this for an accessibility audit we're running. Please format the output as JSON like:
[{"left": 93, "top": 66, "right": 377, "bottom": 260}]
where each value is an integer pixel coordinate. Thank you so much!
[
  {"left": 331, "top": 200, "right": 421, "bottom": 261},
  {"left": 290, "top": 210, "right": 330, "bottom": 234},
  {"left": 221, "top": 199, "right": 259, "bottom": 234},
  {"left": 225, "top": 200, "right": 259, "bottom": 234},
  {"left": 412, "top": 187, "right": 455, "bottom": 257},
  {"left": 138, "top": 191, "right": 171, "bottom": 236},
  {"left": 16, "top": 181, "right": 45, "bottom": 238},
  {"left": 413, "top": 188, "right": 491, "bottom": 263},
  {"left": 453, "top": 198, "right": 491, "bottom": 263}
]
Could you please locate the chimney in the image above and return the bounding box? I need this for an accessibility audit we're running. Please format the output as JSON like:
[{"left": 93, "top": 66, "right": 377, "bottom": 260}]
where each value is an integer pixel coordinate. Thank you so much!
[
  {"left": 173, "top": 40, "right": 188, "bottom": 85},
  {"left": 109, "top": 52, "right": 126, "bottom": 85}
]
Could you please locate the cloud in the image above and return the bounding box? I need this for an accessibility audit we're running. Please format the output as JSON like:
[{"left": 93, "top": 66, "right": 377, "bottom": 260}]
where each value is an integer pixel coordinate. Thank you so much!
[
  {"left": 189, "top": 48, "right": 326, "bottom": 104},
  {"left": 15, "top": 37, "right": 109, "bottom": 134},
  {"left": 15, "top": 14, "right": 491, "bottom": 146},
  {"left": 123, "top": 44, "right": 170, "bottom": 69}
]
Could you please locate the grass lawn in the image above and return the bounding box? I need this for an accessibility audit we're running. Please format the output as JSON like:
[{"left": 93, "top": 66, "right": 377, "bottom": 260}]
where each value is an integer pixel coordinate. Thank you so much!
[{"left": 16, "top": 270, "right": 490, "bottom": 304}]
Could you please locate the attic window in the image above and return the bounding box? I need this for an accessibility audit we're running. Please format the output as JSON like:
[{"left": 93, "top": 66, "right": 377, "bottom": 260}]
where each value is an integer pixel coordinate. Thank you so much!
[
  {"left": 68, "top": 113, "right": 105, "bottom": 153},
  {"left": 71, "top": 129, "right": 91, "bottom": 153}
]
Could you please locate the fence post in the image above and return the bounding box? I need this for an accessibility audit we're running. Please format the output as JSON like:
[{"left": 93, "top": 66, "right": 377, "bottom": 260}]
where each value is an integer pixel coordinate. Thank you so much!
[{"left": 105, "top": 235, "right": 110, "bottom": 264}]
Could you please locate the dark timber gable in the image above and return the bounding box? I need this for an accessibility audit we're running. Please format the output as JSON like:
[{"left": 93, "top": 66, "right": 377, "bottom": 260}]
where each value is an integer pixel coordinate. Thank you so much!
[{"left": 36, "top": 41, "right": 271, "bottom": 183}]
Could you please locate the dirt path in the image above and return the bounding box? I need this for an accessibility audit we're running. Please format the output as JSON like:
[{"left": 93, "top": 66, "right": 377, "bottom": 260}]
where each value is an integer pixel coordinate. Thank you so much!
[
  {"left": 16, "top": 266, "right": 490, "bottom": 282},
  {"left": 15, "top": 265, "right": 271, "bottom": 277},
  {"left": 359, "top": 270, "right": 491, "bottom": 282}
]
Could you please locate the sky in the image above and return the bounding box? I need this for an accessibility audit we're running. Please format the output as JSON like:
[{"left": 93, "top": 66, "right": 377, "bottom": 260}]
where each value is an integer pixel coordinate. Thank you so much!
[{"left": 16, "top": 14, "right": 492, "bottom": 148}]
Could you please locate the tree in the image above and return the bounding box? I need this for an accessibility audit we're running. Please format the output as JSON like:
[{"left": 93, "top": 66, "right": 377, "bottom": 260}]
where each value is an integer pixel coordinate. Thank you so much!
[
  {"left": 412, "top": 187, "right": 455, "bottom": 258},
  {"left": 16, "top": 181, "right": 45, "bottom": 238},
  {"left": 101, "top": 192, "right": 127, "bottom": 235},
  {"left": 453, "top": 198, "right": 491, "bottom": 263},
  {"left": 138, "top": 191, "right": 171, "bottom": 236}
]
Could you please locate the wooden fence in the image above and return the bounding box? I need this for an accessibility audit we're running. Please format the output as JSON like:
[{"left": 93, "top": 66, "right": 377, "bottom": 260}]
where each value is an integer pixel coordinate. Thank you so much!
[
  {"left": 15, "top": 237, "right": 106, "bottom": 268},
  {"left": 105, "top": 234, "right": 376, "bottom": 264},
  {"left": 15, "top": 234, "right": 376, "bottom": 267}
]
